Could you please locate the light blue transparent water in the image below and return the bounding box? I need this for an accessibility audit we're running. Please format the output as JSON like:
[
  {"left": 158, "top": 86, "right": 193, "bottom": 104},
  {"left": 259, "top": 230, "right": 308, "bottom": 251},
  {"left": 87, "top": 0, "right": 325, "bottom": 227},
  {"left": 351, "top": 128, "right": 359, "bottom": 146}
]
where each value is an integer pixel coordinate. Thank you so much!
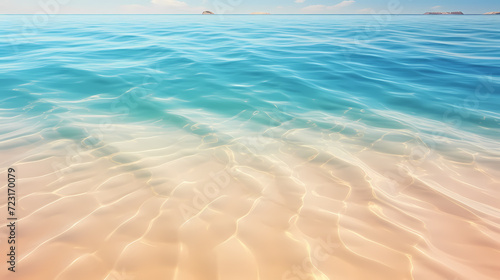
[{"left": 1, "top": 15, "right": 499, "bottom": 158}]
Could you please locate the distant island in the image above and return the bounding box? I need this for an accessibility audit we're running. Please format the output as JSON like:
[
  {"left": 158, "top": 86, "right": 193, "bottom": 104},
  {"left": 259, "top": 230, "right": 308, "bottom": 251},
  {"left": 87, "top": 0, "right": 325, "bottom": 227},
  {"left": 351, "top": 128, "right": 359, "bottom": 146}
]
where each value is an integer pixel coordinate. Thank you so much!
[
  {"left": 250, "top": 12, "right": 270, "bottom": 15},
  {"left": 484, "top": 12, "right": 500, "bottom": 15},
  {"left": 202, "top": 11, "right": 214, "bottom": 15},
  {"left": 424, "top": 11, "right": 464, "bottom": 15}
]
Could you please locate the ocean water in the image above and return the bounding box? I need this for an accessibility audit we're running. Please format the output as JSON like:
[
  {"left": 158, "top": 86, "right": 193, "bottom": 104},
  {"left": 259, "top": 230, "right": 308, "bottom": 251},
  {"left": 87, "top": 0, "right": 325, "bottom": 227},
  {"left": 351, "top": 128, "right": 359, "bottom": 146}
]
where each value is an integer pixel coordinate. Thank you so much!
[{"left": 1, "top": 15, "right": 499, "bottom": 280}]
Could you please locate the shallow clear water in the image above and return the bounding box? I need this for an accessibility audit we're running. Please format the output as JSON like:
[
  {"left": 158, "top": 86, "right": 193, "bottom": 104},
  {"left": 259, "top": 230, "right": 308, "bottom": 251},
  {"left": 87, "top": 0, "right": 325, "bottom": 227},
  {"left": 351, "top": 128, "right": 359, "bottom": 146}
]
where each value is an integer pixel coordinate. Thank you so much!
[{"left": 1, "top": 15, "right": 499, "bottom": 280}]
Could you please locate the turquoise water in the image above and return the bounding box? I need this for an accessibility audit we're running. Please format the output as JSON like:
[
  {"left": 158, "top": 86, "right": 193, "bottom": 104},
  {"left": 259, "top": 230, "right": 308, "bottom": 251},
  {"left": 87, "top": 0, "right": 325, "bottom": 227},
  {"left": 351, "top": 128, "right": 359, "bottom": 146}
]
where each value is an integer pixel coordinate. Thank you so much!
[
  {"left": 1, "top": 15, "right": 500, "bottom": 280},
  {"left": 1, "top": 15, "right": 499, "bottom": 146}
]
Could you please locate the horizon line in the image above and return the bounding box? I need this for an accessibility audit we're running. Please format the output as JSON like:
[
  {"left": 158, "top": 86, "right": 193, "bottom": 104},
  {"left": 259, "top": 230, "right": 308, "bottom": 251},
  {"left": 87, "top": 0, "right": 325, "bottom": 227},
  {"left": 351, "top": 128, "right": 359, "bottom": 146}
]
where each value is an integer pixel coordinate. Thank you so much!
[{"left": 0, "top": 13, "right": 496, "bottom": 15}]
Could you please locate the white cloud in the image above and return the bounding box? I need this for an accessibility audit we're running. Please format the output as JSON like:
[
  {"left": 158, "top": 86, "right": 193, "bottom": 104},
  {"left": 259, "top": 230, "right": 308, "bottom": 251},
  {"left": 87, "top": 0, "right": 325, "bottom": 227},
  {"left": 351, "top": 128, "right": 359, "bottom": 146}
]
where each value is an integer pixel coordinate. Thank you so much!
[
  {"left": 295, "top": 0, "right": 306, "bottom": 3},
  {"left": 120, "top": 0, "right": 207, "bottom": 14},
  {"left": 431, "top": 6, "right": 442, "bottom": 10},
  {"left": 151, "top": 0, "right": 188, "bottom": 8},
  {"left": 333, "top": 0, "right": 355, "bottom": 9},
  {"left": 302, "top": 5, "right": 325, "bottom": 13},
  {"left": 302, "top": 0, "right": 355, "bottom": 13}
]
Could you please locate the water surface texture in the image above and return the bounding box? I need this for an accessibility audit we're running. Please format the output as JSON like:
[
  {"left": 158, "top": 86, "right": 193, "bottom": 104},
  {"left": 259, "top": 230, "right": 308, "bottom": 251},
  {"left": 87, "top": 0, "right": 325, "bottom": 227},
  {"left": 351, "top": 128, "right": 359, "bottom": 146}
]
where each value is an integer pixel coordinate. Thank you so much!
[{"left": 1, "top": 15, "right": 500, "bottom": 280}]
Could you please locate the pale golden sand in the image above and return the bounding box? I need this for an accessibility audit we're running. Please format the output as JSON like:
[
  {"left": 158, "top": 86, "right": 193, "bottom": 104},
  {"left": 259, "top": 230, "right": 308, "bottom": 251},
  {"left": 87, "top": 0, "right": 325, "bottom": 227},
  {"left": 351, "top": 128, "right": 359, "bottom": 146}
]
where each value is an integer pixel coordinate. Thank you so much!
[{"left": 1, "top": 117, "right": 499, "bottom": 280}]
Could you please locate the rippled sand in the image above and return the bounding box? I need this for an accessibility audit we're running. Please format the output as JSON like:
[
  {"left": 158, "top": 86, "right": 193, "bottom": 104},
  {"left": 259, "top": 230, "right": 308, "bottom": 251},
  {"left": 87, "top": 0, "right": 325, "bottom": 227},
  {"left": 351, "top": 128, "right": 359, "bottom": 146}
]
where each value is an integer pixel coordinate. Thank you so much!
[{"left": 1, "top": 112, "right": 499, "bottom": 280}]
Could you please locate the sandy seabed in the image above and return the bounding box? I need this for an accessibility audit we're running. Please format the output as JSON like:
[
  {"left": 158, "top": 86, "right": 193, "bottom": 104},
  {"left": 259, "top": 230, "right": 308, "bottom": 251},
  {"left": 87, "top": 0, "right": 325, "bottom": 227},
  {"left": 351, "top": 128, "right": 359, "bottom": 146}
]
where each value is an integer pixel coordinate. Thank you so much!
[{"left": 1, "top": 117, "right": 500, "bottom": 280}]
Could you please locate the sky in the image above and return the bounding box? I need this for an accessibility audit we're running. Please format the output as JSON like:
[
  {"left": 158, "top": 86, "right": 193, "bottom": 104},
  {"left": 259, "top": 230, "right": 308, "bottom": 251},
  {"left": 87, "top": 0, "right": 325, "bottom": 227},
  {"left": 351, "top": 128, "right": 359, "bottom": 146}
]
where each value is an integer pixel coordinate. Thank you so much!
[{"left": 0, "top": 0, "right": 498, "bottom": 14}]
